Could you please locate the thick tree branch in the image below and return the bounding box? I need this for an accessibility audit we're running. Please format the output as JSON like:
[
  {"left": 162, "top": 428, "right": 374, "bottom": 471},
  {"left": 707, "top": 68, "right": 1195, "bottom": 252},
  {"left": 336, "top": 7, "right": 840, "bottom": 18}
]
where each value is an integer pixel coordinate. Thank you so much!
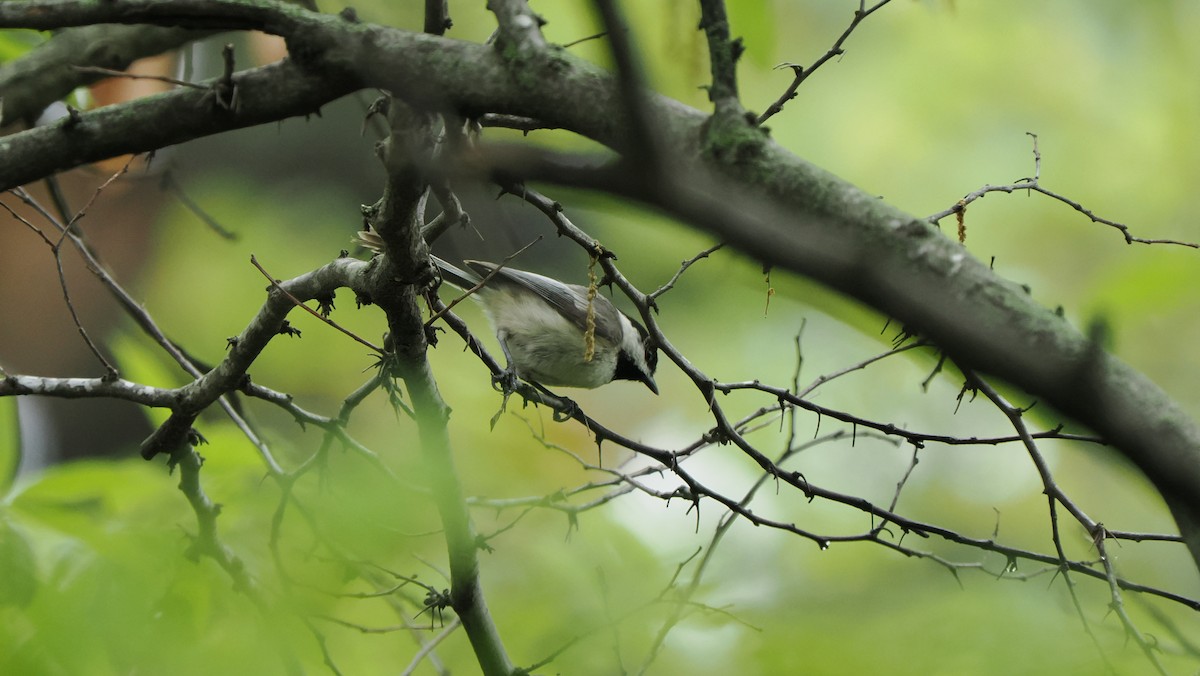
[
  {"left": 0, "top": 58, "right": 358, "bottom": 190},
  {"left": 0, "top": 374, "right": 180, "bottom": 405},
  {"left": 136, "top": 256, "right": 367, "bottom": 460},
  {"left": 0, "top": 0, "right": 296, "bottom": 33},
  {"left": 0, "top": 1, "right": 684, "bottom": 186},
  {"left": 0, "top": 24, "right": 214, "bottom": 125}
]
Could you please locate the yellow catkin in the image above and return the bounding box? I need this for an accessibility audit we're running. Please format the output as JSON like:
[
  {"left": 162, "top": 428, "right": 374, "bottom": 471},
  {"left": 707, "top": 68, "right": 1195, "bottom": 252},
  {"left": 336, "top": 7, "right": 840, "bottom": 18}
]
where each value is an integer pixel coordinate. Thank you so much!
[{"left": 584, "top": 256, "right": 598, "bottom": 362}]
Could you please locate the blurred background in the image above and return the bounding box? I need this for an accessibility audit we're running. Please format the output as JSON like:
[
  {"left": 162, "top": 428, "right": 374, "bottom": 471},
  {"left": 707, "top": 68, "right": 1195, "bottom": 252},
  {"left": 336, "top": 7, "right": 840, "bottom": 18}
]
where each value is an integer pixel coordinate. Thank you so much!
[{"left": 2, "top": 1, "right": 1199, "bottom": 674}]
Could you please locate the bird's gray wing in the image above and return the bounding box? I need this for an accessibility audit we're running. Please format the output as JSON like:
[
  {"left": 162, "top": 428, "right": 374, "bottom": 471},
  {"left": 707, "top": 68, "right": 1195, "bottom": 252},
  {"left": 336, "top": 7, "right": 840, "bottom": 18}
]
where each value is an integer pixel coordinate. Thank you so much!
[{"left": 465, "top": 261, "right": 625, "bottom": 344}]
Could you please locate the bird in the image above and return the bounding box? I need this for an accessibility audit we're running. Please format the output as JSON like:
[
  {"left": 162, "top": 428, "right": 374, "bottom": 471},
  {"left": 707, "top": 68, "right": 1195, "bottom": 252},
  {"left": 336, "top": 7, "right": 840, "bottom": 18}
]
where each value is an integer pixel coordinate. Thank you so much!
[
  {"left": 431, "top": 256, "right": 659, "bottom": 395},
  {"left": 354, "top": 228, "right": 658, "bottom": 394}
]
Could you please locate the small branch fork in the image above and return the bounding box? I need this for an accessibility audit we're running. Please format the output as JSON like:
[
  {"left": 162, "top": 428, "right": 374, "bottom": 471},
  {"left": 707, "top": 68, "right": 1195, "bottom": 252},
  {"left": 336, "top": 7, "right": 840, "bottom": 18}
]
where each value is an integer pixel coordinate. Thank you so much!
[
  {"left": 8, "top": 156, "right": 145, "bottom": 380},
  {"left": 757, "top": 0, "right": 895, "bottom": 125},
  {"left": 967, "top": 370, "right": 1166, "bottom": 673},
  {"left": 698, "top": 0, "right": 742, "bottom": 113},
  {"left": 929, "top": 133, "right": 1200, "bottom": 248},
  {"left": 250, "top": 254, "right": 383, "bottom": 353}
]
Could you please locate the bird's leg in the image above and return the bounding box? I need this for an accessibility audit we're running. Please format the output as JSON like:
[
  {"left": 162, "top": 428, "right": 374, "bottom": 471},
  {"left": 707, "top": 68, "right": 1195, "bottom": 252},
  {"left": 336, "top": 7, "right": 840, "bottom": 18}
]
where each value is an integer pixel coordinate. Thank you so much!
[
  {"left": 491, "top": 333, "right": 577, "bottom": 421},
  {"left": 488, "top": 336, "right": 520, "bottom": 430},
  {"left": 531, "top": 382, "right": 580, "bottom": 422},
  {"left": 491, "top": 333, "right": 521, "bottom": 395}
]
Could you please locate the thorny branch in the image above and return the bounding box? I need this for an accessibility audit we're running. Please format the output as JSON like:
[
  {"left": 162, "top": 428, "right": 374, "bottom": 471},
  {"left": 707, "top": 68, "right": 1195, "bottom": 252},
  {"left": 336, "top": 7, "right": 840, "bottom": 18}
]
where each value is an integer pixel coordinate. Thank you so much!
[
  {"left": 757, "top": 0, "right": 895, "bottom": 125},
  {"left": 929, "top": 133, "right": 1199, "bottom": 248}
]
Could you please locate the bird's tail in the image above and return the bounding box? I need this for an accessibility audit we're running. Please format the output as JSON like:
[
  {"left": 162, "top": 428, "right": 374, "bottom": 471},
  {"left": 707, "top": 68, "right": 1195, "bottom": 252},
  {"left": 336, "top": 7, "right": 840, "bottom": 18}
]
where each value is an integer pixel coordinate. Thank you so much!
[
  {"left": 431, "top": 256, "right": 482, "bottom": 290},
  {"left": 355, "top": 228, "right": 481, "bottom": 290}
]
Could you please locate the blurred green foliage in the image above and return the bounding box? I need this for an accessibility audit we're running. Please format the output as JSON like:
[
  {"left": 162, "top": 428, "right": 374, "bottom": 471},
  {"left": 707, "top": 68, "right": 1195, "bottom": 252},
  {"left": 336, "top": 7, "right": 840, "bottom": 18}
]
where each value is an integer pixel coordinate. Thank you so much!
[
  {"left": 3, "top": 1, "right": 1199, "bottom": 674},
  {"left": 0, "top": 398, "right": 17, "bottom": 492},
  {"left": 0, "top": 29, "right": 43, "bottom": 63}
]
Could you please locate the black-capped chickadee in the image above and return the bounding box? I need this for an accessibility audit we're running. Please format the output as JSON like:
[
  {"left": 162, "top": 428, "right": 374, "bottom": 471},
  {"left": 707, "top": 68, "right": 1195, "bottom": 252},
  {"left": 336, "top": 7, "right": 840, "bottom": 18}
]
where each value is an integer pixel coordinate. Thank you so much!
[
  {"left": 354, "top": 229, "right": 658, "bottom": 394},
  {"left": 432, "top": 257, "right": 659, "bottom": 394}
]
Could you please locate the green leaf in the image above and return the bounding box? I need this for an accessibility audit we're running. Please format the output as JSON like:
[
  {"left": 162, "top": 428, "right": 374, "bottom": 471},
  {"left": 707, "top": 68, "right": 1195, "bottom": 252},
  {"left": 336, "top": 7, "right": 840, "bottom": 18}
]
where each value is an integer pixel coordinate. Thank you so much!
[
  {"left": 9, "top": 459, "right": 175, "bottom": 545},
  {"left": 0, "top": 519, "right": 38, "bottom": 607}
]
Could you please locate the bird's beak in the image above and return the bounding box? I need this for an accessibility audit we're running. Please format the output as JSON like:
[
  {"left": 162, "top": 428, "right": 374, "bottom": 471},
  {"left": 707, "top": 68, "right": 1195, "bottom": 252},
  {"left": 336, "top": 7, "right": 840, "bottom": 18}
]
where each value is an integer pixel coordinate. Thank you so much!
[{"left": 642, "top": 373, "right": 659, "bottom": 395}]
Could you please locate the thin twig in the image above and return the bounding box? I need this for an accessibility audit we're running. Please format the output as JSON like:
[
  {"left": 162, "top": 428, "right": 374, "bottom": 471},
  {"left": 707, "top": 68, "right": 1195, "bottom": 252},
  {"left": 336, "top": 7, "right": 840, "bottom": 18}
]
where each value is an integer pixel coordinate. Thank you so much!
[
  {"left": 423, "top": 236, "right": 542, "bottom": 326},
  {"left": 7, "top": 187, "right": 288, "bottom": 475},
  {"left": 160, "top": 170, "right": 238, "bottom": 240},
  {"left": 648, "top": 243, "right": 723, "bottom": 301},
  {"left": 42, "top": 155, "right": 143, "bottom": 377},
  {"left": 69, "top": 64, "right": 206, "bottom": 90},
  {"left": 757, "top": 0, "right": 895, "bottom": 125},
  {"left": 400, "top": 617, "right": 462, "bottom": 675},
  {"left": 563, "top": 31, "right": 606, "bottom": 48},
  {"left": 928, "top": 133, "right": 1199, "bottom": 248},
  {"left": 1096, "top": 535, "right": 1169, "bottom": 675},
  {"left": 250, "top": 254, "right": 383, "bottom": 353},
  {"left": 477, "top": 113, "right": 556, "bottom": 133}
]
